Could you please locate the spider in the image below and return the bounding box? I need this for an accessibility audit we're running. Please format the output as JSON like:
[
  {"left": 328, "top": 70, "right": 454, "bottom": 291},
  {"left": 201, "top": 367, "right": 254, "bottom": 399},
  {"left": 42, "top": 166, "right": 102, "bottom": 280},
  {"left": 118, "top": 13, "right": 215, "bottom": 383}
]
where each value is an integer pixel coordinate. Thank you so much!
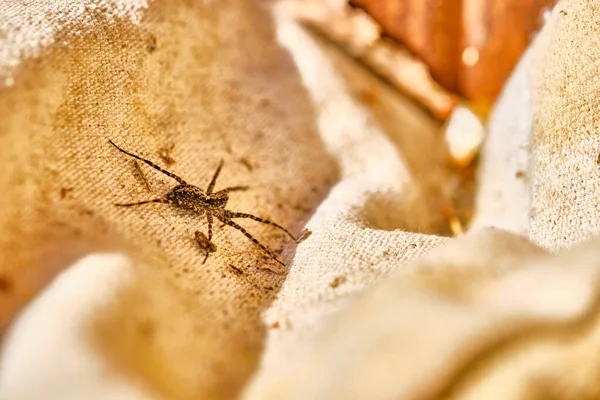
[{"left": 109, "top": 140, "right": 308, "bottom": 266}]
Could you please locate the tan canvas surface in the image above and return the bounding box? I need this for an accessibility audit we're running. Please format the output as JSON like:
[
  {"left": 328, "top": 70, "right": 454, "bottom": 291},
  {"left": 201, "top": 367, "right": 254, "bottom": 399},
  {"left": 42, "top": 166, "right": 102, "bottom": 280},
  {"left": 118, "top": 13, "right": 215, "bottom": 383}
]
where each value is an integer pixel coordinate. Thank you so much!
[
  {"left": 530, "top": 0, "right": 600, "bottom": 251},
  {"left": 0, "top": 1, "right": 337, "bottom": 398},
  {"left": 3, "top": 0, "right": 600, "bottom": 399}
]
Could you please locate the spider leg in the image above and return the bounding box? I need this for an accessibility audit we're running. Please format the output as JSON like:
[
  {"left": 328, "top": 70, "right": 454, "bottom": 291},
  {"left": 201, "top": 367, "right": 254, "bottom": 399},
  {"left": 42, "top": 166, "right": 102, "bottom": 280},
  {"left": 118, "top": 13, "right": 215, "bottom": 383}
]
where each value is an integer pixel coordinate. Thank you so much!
[
  {"left": 206, "top": 160, "right": 224, "bottom": 194},
  {"left": 216, "top": 186, "right": 250, "bottom": 195},
  {"left": 115, "top": 198, "right": 166, "bottom": 207},
  {"left": 220, "top": 218, "right": 285, "bottom": 267},
  {"left": 203, "top": 212, "right": 214, "bottom": 264},
  {"left": 226, "top": 211, "right": 300, "bottom": 242},
  {"left": 206, "top": 212, "right": 214, "bottom": 242},
  {"left": 109, "top": 140, "right": 187, "bottom": 184}
]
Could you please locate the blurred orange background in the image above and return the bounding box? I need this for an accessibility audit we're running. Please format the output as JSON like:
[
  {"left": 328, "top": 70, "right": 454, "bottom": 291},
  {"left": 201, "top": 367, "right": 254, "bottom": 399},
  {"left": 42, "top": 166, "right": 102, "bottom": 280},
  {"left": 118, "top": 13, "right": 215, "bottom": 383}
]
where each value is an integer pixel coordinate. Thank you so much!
[{"left": 350, "top": 0, "right": 557, "bottom": 102}]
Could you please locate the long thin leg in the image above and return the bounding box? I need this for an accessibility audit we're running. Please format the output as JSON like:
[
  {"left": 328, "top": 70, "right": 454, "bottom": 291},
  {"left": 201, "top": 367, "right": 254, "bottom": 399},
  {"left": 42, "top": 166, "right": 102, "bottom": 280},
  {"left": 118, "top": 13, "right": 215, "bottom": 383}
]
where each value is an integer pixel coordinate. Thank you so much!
[
  {"left": 220, "top": 218, "right": 285, "bottom": 267},
  {"left": 216, "top": 186, "right": 250, "bottom": 195},
  {"left": 109, "top": 140, "right": 187, "bottom": 184},
  {"left": 206, "top": 212, "right": 214, "bottom": 243},
  {"left": 115, "top": 198, "right": 166, "bottom": 207},
  {"left": 206, "top": 160, "right": 224, "bottom": 194},
  {"left": 202, "top": 212, "right": 214, "bottom": 264},
  {"left": 227, "top": 211, "right": 299, "bottom": 242},
  {"left": 133, "top": 161, "right": 153, "bottom": 192}
]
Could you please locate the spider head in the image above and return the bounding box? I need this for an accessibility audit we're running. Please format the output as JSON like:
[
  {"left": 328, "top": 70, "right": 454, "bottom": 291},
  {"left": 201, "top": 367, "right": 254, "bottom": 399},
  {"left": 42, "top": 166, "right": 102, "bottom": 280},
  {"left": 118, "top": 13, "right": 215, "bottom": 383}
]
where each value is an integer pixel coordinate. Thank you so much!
[{"left": 208, "top": 192, "right": 229, "bottom": 208}]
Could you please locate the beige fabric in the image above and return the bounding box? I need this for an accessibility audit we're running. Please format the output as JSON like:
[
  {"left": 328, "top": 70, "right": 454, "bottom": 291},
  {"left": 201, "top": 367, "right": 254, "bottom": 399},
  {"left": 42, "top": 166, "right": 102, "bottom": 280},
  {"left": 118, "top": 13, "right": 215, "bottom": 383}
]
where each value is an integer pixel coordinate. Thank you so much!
[
  {"left": 0, "top": 1, "right": 336, "bottom": 398},
  {"left": 530, "top": 0, "right": 600, "bottom": 251},
  {"left": 3, "top": 0, "right": 600, "bottom": 400},
  {"left": 245, "top": 1, "right": 600, "bottom": 399},
  {"left": 469, "top": 42, "right": 533, "bottom": 236},
  {"left": 1, "top": 255, "right": 158, "bottom": 400},
  {"left": 246, "top": 229, "right": 600, "bottom": 399}
]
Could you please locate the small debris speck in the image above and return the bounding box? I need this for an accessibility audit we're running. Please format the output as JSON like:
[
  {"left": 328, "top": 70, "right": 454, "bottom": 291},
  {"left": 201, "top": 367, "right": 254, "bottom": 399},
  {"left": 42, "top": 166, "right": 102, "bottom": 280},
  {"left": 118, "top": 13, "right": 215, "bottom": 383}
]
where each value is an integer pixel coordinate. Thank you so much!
[
  {"left": 147, "top": 34, "right": 157, "bottom": 52},
  {"left": 240, "top": 157, "right": 253, "bottom": 172},
  {"left": 329, "top": 275, "right": 347, "bottom": 288},
  {"left": 159, "top": 143, "right": 176, "bottom": 167},
  {"left": 270, "top": 318, "right": 292, "bottom": 330},
  {"left": 258, "top": 263, "right": 285, "bottom": 274},
  {"left": 195, "top": 230, "right": 216, "bottom": 264},
  {"left": 59, "top": 187, "right": 73, "bottom": 199},
  {"left": 298, "top": 229, "right": 312, "bottom": 243},
  {"left": 228, "top": 264, "right": 244, "bottom": 275}
]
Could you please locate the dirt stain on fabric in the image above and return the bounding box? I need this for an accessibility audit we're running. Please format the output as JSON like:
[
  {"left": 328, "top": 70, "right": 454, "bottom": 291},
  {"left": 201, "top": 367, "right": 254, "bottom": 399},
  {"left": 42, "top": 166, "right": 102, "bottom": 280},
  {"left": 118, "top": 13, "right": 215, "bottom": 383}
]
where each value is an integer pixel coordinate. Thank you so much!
[{"left": 329, "top": 275, "right": 347, "bottom": 288}]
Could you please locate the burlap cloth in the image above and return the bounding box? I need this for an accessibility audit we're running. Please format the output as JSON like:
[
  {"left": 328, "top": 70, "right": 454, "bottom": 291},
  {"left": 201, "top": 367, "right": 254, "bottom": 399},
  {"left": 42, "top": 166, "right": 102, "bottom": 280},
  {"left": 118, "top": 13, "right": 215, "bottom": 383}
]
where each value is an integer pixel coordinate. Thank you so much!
[{"left": 1, "top": 0, "right": 599, "bottom": 399}]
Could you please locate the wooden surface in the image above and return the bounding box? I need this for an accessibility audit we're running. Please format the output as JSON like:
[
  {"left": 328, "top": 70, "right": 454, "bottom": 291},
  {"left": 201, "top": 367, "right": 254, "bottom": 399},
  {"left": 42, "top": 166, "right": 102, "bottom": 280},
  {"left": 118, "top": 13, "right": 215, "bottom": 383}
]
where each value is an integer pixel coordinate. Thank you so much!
[{"left": 350, "top": 0, "right": 557, "bottom": 102}]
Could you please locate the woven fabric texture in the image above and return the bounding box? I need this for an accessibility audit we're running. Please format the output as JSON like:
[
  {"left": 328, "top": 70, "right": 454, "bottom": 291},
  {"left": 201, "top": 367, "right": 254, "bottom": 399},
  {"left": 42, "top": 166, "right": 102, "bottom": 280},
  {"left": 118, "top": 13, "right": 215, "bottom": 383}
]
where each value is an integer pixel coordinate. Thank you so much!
[{"left": 0, "top": 1, "right": 336, "bottom": 398}]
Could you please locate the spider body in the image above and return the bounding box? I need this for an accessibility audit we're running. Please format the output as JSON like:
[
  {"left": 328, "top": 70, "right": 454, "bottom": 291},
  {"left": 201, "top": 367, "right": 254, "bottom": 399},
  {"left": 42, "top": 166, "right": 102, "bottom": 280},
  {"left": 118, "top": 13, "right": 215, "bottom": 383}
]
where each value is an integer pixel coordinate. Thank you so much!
[
  {"left": 165, "top": 185, "right": 227, "bottom": 214},
  {"left": 108, "top": 140, "right": 306, "bottom": 266}
]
